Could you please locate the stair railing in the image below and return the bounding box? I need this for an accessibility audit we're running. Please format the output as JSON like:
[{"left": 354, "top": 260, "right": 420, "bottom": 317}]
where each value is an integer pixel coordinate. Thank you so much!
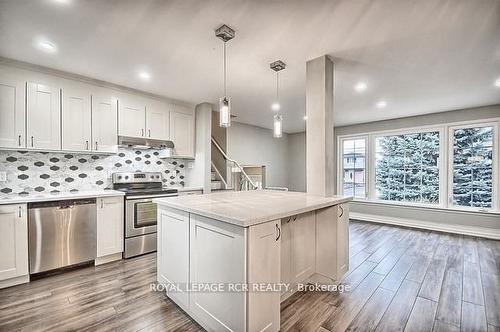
[
  {"left": 211, "top": 136, "right": 259, "bottom": 190},
  {"left": 211, "top": 160, "right": 229, "bottom": 189}
]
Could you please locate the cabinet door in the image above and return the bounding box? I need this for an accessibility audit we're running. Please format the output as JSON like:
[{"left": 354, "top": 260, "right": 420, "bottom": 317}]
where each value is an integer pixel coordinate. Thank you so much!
[
  {"left": 0, "top": 74, "right": 25, "bottom": 148},
  {"left": 0, "top": 204, "right": 28, "bottom": 281},
  {"left": 158, "top": 207, "right": 190, "bottom": 311},
  {"left": 27, "top": 82, "right": 61, "bottom": 150},
  {"left": 146, "top": 101, "right": 169, "bottom": 140},
  {"left": 62, "top": 86, "right": 91, "bottom": 152},
  {"left": 290, "top": 211, "right": 315, "bottom": 283},
  {"left": 336, "top": 204, "right": 349, "bottom": 278},
  {"left": 97, "top": 197, "right": 124, "bottom": 257},
  {"left": 118, "top": 96, "right": 145, "bottom": 138},
  {"left": 248, "top": 220, "right": 281, "bottom": 332},
  {"left": 92, "top": 92, "right": 118, "bottom": 153},
  {"left": 169, "top": 110, "right": 194, "bottom": 158}
]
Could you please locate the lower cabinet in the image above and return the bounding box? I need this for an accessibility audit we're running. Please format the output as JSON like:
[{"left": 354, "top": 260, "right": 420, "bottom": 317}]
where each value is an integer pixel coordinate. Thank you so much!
[
  {"left": 157, "top": 207, "right": 190, "bottom": 311},
  {"left": 96, "top": 196, "right": 124, "bottom": 259},
  {"left": 0, "top": 204, "right": 28, "bottom": 286}
]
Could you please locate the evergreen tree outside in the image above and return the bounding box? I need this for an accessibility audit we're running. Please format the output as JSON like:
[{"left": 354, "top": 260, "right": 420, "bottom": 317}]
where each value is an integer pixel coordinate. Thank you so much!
[
  {"left": 452, "top": 126, "right": 493, "bottom": 208},
  {"left": 375, "top": 131, "right": 440, "bottom": 204}
]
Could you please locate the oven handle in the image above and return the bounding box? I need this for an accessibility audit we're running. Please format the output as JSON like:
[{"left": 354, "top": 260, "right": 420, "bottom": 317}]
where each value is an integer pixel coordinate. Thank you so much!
[{"left": 125, "top": 194, "right": 178, "bottom": 200}]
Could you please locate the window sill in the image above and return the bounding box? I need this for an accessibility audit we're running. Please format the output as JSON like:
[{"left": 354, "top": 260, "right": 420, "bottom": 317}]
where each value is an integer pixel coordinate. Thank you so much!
[{"left": 350, "top": 199, "right": 500, "bottom": 216}]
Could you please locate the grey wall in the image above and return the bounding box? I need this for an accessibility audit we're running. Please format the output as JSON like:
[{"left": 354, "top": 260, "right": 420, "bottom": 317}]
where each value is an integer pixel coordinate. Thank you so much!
[
  {"left": 335, "top": 104, "right": 500, "bottom": 234},
  {"left": 227, "top": 122, "right": 289, "bottom": 188},
  {"left": 287, "top": 132, "right": 306, "bottom": 192},
  {"left": 187, "top": 103, "right": 212, "bottom": 192}
]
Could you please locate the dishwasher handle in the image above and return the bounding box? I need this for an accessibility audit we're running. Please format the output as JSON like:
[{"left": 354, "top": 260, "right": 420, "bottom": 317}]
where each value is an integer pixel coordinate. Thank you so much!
[{"left": 29, "top": 198, "right": 96, "bottom": 209}]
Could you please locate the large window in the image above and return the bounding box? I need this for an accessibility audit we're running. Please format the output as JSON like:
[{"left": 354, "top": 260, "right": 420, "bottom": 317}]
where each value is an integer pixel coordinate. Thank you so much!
[
  {"left": 452, "top": 125, "right": 494, "bottom": 208},
  {"left": 375, "top": 131, "right": 440, "bottom": 204},
  {"left": 342, "top": 138, "right": 366, "bottom": 198},
  {"left": 338, "top": 119, "right": 498, "bottom": 212}
]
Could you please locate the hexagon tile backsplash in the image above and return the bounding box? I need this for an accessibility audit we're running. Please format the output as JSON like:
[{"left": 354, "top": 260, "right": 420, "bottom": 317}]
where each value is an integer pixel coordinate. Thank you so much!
[{"left": 0, "top": 148, "right": 186, "bottom": 195}]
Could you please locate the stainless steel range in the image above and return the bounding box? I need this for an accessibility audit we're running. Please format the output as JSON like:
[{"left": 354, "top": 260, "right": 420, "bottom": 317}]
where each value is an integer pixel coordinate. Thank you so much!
[{"left": 112, "top": 172, "right": 178, "bottom": 258}]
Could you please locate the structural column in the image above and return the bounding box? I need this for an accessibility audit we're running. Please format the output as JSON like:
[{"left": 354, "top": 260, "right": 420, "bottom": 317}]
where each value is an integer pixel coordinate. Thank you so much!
[{"left": 306, "top": 55, "right": 335, "bottom": 197}]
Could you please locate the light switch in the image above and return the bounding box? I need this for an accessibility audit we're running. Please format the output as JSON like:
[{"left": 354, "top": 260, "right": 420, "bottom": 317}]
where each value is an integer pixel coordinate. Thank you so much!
[{"left": 0, "top": 171, "right": 7, "bottom": 182}]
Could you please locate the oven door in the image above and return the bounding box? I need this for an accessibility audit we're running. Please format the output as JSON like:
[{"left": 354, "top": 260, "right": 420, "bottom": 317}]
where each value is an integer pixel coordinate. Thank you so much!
[{"left": 125, "top": 198, "right": 158, "bottom": 237}]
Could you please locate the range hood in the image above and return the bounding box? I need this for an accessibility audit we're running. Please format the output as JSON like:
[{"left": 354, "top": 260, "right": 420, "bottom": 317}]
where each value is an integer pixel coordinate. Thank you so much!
[{"left": 118, "top": 136, "right": 174, "bottom": 150}]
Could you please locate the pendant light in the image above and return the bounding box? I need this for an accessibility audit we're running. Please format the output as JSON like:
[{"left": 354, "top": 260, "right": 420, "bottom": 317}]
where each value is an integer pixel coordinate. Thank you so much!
[
  {"left": 270, "top": 60, "right": 285, "bottom": 138},
  {"left": 215, "top": 24, "right": 235, "bottom": 128}
]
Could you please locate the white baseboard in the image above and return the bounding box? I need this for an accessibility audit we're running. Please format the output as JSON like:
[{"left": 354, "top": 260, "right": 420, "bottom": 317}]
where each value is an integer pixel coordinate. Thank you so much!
[
  {"left": 95, "top": 252, "right": 123, "bottom": 266},
  {"left": 351, "top": 212, "right": 500, "bottom": 240},
  {"left": 0, "top": 274, "right": 29, "bottom": 289}
]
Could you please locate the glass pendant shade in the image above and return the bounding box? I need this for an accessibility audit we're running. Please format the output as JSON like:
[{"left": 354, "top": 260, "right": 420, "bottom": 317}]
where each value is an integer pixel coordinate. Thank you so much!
[
  {"left": 273, "top": 114, "right": 283, "bottom": 138},
  {"left": 219, "top": 97, "right": 231, "bottom": 128}
]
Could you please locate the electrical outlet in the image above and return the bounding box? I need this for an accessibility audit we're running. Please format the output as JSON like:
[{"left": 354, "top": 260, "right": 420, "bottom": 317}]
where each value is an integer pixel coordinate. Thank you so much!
[
  {"left": 187, "top": 162, "right": 194, "bottom": 169},
  {"left": 0, "top": 171, "right": 7, "bottom": 182}
]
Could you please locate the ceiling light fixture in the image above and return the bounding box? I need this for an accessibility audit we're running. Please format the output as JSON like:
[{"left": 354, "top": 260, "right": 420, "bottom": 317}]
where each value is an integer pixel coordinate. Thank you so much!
[
  {"left": 36, "top": 39, "right": 57, "bottom": 53},
  {"left": 270, "top": 60, "right": 286, "bottom": 138},
  {"left": 376, "top": 100, "right": 387, "bottom": 108},
  {"left": 495, "top": 78, "right": 500, "bottom": 88},
  {"left": 354, "top": 82, "right": 367, "bottom": 92},
  {"left": 138, "top": 71, "right": 151, "bottom": 81},
  {"left": 215, "top": 24, "right": 235, "bottom": 128}
]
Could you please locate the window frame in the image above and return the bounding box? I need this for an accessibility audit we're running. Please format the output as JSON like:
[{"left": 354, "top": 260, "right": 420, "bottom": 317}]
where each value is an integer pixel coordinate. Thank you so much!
[
  {"left": 336, "top": 118, "right": 499, "bottom": 213},
  {"left": 447, "top": 121, "right": 499, "bottom": 212},
  {"left": 337, "top": 135, "right": 369, "bottom": 199}
]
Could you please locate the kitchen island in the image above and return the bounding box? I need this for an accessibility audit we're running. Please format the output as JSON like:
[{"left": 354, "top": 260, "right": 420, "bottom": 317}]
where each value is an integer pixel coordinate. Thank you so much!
[{"left": 154, "top": 190, "right": 351, "bottom": 332}]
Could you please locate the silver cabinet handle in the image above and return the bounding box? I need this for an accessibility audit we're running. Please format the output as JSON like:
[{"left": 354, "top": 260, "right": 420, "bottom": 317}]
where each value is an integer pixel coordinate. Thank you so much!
[
  {"left": 141, "top": 129, "right": 144, "bottom": 137},
  {"left": 31, "top": 136, "right": 34, "bottom": 147},
  {"left": 18, "top": 135, "right": 22, "bottom": 146},
  {"left": 86, "top": 140, "right": 89, "bottom": 150},
  {"left": 339, "top": 205, "right": 344, "bottom": 218},
  {"left": 275, "top": 223, "right": 281, "bottom": 241},
  {"left": 148, "top": 129, "right": 151, "bottom": 137},
  {"left": 18, "top": 206, "right": 22, "bottom": 218},
  {"left": 95, "top": 141, "right": 98, "bottom": 151},
  {"left": 100, "top": 199, "right": 104, "bottom": 209}
]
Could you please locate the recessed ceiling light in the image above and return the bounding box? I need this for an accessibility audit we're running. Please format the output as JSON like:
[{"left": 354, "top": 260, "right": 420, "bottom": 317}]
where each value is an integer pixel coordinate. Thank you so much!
[
  {"left": 35, "top": 39, "right": 57, "bottom": 53},
  {"left": 495, "top": 78, "right": 500, "bottom": 88},
  {"left": 271, "top": 102, "right": 280, "bottom": 111},
  {"left": 376, "top": 100, "right": 387, "bottom": 108},
  {"left": 52, "top": 0, "right": 72, "bottom": 4},
  {"left": 138, "top": 71, "right": 151, "bottom": 81},
  {"left": 354, "top": 82, "right": 367, "bottom": 92},
  {"left": 303, "top": 115, "right": 308, "bottom": 120}
]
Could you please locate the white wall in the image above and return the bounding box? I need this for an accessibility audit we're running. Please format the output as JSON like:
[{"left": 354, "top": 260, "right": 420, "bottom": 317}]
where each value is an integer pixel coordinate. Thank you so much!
[
  {"left": 227, "top": 122, "right": 289, "bottom": 188},
  {"left": 287, "top": 132, "right": 306, "bottom": 192}
]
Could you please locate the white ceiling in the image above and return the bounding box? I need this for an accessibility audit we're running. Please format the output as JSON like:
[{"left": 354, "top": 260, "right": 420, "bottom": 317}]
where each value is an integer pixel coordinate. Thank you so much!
[{"left": 0, "top": 0, "right": 499, "bottom": 133}]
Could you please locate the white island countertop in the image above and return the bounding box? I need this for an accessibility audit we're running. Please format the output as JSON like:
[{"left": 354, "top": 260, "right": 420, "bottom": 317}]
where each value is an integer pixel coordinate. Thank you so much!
[
  {"left": 0, "top": 190, "right": 125, "bottom": 205},
  {"left": 154, "top": 190, "right": 352, "bottom": 227}
]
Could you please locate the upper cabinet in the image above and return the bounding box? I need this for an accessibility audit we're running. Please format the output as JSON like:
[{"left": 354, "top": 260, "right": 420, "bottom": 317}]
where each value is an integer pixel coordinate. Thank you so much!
[
  {"left": 118, "top": 95, "right": 146, "bottom": 138},
  {"left": 92, "top": 91, "right": 118, "bottom": 153},
  {"left": 0, "top": 72, "right": 25, "bottom": 148},
  {"left": 26, "top": 82, "right": 61, "bottom": 150},
  {"left": 170, "top": 106, "right": 195, "bottom": 158},
  {"left": 62, "top": 84, "right": 92, "bottom": 152},
  {"left": 146, "top": 100, "right": 170, "bottom": 140}
]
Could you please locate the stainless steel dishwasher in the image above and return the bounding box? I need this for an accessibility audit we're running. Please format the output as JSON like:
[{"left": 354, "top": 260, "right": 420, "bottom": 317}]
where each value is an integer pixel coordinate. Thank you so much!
[{"left": 28, "top": 198, "right": 97, "bottom": 274}]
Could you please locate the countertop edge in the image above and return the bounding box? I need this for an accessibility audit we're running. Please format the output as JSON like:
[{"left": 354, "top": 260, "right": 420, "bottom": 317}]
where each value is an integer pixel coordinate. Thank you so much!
[
  {"left": 154, "top": 196, "right": 352, "bottom": 227},
  {"left": 0, "top": 190, "right": 125, "bottom": 205}
]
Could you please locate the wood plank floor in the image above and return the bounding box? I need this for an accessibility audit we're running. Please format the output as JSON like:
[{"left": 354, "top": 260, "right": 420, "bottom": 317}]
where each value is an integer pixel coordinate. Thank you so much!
[{"left": 0, "top": 221, "right": 498, "bottom": 331}]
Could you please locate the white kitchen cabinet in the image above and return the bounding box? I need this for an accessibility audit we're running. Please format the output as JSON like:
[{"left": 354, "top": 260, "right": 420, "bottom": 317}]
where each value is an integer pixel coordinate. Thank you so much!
[
  {"left": 189, "top": 214, "right": 246, "bottom": 331},
  {"left": 26, "top": 82, "right": 61, "bottom": 150},
  {"left": 118, "top": 95, "right": 146, "bottom": 138},
  {"left": 247, "top": 219, "right": 281, "bottom": 332},
  {"left": 146, "top": 100, "right": 169, "bottom": 140},
  {"left": 315, "top": 204, "right": 349, "bottom": 281},
  {"left": 62, "top": 85, "right": 92, "bottom": 152},
  {"left": 0, "top": 204, "right": 28, "bottom": 286},
  {"left": 169, "top": 109, "right": 195, "bottom": 158},
  {"left": 290, "top": 211, "right": 315, "bottom": 283},
  {"left": 157, "top": 207, "right": 190, "bottom": 311},
  {"left": 0, "top": 73, "right": 25, "bottom": 148},
  {"left": 92, "top": 91, "right": 118, "bottom": 153},
  {"left": 97, "top": 196, "right": 124, "bottom": 258}
]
